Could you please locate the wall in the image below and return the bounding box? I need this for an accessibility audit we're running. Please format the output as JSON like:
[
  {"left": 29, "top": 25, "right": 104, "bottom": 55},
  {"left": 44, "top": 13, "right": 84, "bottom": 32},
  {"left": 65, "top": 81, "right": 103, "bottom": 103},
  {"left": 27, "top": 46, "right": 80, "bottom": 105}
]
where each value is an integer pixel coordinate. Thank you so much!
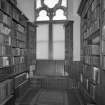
[
  {"left": 17, "top": 0, "right": 81, "bottom": 61},
  {"left": 17, "top": 0, "right": 34, "bottom": 22},
  {"left": 36, "top": 60, "right": 65, "bottom": 76},
  {"left": 68, "top": 0, "right": 81, "bottom": 61}
]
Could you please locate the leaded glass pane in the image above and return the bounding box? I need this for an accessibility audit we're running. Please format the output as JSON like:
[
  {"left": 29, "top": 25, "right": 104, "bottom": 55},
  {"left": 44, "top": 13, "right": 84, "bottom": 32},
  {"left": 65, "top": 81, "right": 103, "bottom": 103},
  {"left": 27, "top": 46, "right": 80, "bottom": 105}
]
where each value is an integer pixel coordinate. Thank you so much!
[
  {"left": 44, "top": 0, "right": 59, "bottom": 8},
  {"left": 36, "top": 42, "right": 48, "bottom": 59},
  {"left": 37, "top": 10, "right": 49, "bottom": 21},
  {"left": 37, "top": 24, "right": 49, "bottom": 41},
  {"left": 53, "top": 9, "right": 67, "bottom": 20},
  {"left": 36, "top": 0, "right": 42, "bottom": 8},
  {"left": 53, "top": 42, "right": 65, "bottom": 60},
  {"left": 61, "top": 0, "right": 67, "bottom": 7},
  {"left": 53, "top": 24, "right": 65, "bottom": 41}
]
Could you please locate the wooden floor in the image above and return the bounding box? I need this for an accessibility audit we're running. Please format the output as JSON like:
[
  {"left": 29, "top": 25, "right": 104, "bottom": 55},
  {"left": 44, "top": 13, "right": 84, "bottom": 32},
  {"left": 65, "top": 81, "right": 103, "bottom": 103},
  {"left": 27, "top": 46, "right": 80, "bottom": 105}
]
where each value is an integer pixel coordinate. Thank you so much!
[{"left": 15, "top": 88, "right": 81, "bottom": 105}]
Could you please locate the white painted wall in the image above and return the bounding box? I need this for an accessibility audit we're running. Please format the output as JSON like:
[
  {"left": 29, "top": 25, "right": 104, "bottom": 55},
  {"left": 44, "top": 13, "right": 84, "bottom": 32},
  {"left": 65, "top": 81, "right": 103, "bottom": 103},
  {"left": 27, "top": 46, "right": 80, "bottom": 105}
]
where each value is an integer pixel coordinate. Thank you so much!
[{"left": 17, "top": 0, "right": 81, "bottom": 61}]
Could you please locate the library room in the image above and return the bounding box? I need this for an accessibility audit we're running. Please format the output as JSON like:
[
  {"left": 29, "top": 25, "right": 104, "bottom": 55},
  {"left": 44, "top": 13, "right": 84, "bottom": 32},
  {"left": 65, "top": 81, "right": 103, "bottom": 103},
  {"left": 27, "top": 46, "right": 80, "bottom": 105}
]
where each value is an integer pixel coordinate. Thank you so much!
[{"left": 0, "top": 0, "right": 105, "bottom": 105}]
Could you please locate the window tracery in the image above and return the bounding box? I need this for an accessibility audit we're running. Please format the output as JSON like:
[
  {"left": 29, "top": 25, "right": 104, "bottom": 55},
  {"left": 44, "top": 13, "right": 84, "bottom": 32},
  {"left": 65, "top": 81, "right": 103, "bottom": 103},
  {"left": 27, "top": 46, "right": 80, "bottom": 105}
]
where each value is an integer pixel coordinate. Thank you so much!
[{"left": 35, "top": 0, "right": 68, "bottom": 21}]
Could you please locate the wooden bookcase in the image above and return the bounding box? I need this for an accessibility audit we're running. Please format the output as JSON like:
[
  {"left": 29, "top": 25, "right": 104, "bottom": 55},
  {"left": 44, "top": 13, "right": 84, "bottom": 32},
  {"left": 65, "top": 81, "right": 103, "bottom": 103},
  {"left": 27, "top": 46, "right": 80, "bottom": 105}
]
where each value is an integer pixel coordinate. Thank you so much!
[
  {"left": 64, "top": 21, "right": 73, "bottom": 76},
  {"left": 0, "top": 0, "right": 32, "bottom": 105},
  {"left": 27, "top": 22, "right": 36, "bottom": 78},
  {"left": 78, "top": 0, "right": 105, "bottom": 104}
]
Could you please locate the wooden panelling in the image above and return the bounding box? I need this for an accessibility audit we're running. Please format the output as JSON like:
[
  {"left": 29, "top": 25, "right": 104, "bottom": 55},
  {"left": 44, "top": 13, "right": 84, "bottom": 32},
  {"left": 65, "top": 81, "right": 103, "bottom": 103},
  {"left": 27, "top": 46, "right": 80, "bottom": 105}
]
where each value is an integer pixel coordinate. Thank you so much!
[{"left": 36, "top": 60, "right": 65, "bottom": 76}]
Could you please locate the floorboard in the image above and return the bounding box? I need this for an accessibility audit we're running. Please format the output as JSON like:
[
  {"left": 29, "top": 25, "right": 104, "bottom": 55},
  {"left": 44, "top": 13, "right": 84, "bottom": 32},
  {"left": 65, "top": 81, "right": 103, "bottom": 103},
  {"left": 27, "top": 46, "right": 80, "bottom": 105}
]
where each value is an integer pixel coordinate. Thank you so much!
[{"left": 16, "top": 88, "right": 81, "bottom": 105}]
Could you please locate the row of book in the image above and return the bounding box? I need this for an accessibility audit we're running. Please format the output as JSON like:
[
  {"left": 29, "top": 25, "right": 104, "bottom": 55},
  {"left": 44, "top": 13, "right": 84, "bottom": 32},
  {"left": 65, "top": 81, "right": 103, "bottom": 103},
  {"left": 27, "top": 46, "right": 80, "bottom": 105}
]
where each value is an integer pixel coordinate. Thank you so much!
[
  {"left": 17, "top": 24, "right": 25, "bottom": 33},
  {"left": 12, "top": 56, "right": 25, "bottom": 65},
  {"left": 84, "top": 56, "right": 100, "bottom": 66},
  {"left": 0, "top": 11, "right": 12, "bottom": 26},
  {"left": 0, "top": 0, "right": 19, "bottom": 21},
  {"left": 83, "top": 65, "right": 100, "bottom": 83},
  {"left": 14, "top": 73, "right": 27, "bottom": 89},
  {"left": 81, "top": 4, "right": 100, "bottom": 39},
  {"left": 91, "top": 0, "right": 100, "bottom": 12},
  {"left": 11, "top": 38, "right": 26, "bottom": 48},
  {"left": 82, "top": 77, "right": 96, "bottom": 100},
  {"left": 0, "top": 0, "right": 28, "bottom": 27},
  {"left": 12, "top": 48, "right": 25, "bottom": 56},
  {"left": 0, "top": 35, "right": 11, "bottom": 46},
  {"left": 0, "top": 57, "right": 9, "bottom": 67},
  {"left": 0, "top": 79, "right": 13, "bottom": 103},
  {"left": 92, "top": 36, "right": 100, "bottom": 44},
  {"left": 87, "top": 3, "right": 100, "bottom": 24},
  {"left": 0, "top": 45, "right": 11, "bottom": 56},
  {"left": 83, "top": 18, "right": 100, "bottom": 39},
  {"left": 28, "top": 49, "right": 36, "bottom": 55},
  {"left": 16, "top": 31, "right": 26, "bottom": 42},
  {"left": 13, "top": 63, "right": 26, "bottom": 74},
  {"left": 84, "top": 45, "right": 100, "bottom": 56},
  {"left": 0, "top": 23, "right": 11, "bottom": 35}
]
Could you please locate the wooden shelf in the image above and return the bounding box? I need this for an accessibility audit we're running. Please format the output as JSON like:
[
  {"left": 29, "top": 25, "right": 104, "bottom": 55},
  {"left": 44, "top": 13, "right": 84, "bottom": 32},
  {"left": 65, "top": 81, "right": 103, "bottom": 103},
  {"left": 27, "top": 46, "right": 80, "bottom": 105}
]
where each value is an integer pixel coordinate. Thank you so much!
[
  {"left": 0, "top": 95, "right": 13, "bottom": 105},
  {"left": 78, "top": 0, "right": 102, "bottom": 104}
]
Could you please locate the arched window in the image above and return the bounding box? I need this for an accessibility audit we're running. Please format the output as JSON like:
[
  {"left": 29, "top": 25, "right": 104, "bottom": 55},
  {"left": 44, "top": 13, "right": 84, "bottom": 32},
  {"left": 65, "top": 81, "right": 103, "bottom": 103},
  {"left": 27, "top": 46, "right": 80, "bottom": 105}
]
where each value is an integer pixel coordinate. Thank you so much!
[
  {"left": 35, "top": 0, "right": 68, "bottom": 60},
  {"left": 35, "top": 0, "right": 68, "bottom": 21}
]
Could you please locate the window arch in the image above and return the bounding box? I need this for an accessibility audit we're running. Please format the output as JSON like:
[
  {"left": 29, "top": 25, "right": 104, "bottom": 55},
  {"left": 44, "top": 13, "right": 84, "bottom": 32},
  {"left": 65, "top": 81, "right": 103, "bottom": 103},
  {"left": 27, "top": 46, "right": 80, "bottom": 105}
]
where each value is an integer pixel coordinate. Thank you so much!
[
  {"left": 44, "top": 0, "right": 59, "bottom": 8},
  {"left": 53, "top": 9, "right": 67, "bottom": 20},
  {"left": 35, "top": 0, "right": 68, "bottom": 21},
  {"left": 37, "top": 10, "right": 49, "bottom": 21}
]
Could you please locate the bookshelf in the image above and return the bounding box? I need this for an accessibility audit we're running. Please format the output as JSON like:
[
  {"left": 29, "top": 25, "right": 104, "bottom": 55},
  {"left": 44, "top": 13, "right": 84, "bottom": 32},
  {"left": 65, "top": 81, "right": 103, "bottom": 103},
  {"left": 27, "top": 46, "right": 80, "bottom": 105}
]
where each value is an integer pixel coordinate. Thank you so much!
[
  {"left": 0, "top": 0, "right": 31, "bottom": 104},
  {"left": 64, "top": 21, "right": 73, "bottom": 76},
  {"left": 27, "top": 22, "right": 36, "bottom": 77},
  {"left": 78, "top": 0, "right": 105, "bottom": 104}
]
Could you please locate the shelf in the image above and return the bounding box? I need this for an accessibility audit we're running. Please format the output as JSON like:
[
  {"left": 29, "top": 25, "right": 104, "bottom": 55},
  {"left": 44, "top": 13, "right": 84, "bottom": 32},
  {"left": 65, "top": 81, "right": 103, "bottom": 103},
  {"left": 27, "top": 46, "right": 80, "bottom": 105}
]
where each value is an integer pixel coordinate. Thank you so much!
[
  {"left": 15, "top": 79, "right": 28, "bottom": 89},
  {"left": 84, "top": 29, "right": 100, "bottom": 40},
  {"left": 0, "top": 95, "right": 13, "bottom": 105},
  {"left": 0, "top": 70, "right": 28, "bottom": 82},
  {"left": 89, "top": 79, "right": 97, "bottom": 85},
  {"left": 83, "top": 63, "right": 100, "bottom": 68}
]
